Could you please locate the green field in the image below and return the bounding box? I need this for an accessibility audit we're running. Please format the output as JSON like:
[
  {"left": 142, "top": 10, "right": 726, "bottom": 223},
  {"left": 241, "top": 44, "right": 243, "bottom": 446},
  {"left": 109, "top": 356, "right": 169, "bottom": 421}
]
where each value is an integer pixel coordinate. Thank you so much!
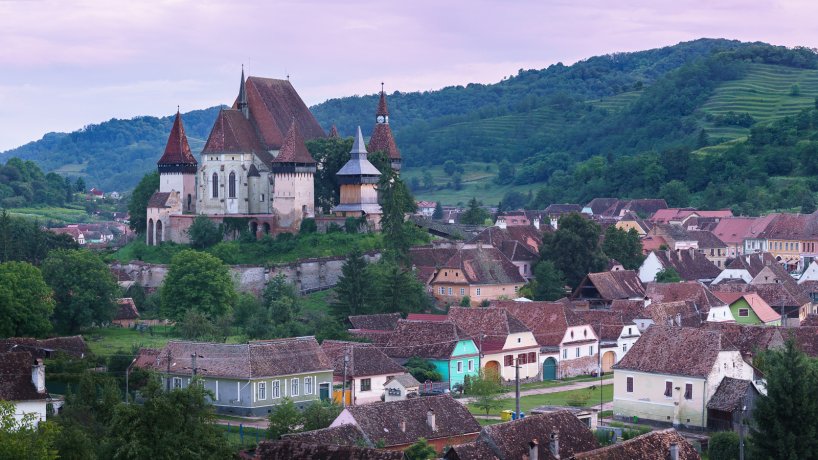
[
  {"left": 467, "top": 384, "right": 613, "bottom": 417},
  {"left": 8, "top": 205, "right": 92, "bottom": 224},
  {"left": 83, "top": 326, "right": 247, "bottom": 358},
  {"left": 403, "top": 161, "right": 539, "bottom": 206},
  {"left": 301, "top": 289, "right": 334, "bottom": 314},
  {"left": 701, "top": 63, "right": 818, "bottom": 141}
]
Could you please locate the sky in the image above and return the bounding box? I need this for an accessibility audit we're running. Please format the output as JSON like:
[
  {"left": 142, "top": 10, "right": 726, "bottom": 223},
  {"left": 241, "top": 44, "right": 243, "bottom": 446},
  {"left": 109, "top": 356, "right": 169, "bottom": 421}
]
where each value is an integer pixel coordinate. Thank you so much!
[{"left": 1, "top": 0, "right": 817, "bottom": 151}]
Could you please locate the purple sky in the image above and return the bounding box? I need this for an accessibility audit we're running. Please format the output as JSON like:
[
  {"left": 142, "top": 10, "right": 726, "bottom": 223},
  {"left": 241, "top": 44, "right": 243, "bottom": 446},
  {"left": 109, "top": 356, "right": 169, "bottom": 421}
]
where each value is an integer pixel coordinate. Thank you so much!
[{"left": 1, "top": 0, "right": 816, "bottom": 151}]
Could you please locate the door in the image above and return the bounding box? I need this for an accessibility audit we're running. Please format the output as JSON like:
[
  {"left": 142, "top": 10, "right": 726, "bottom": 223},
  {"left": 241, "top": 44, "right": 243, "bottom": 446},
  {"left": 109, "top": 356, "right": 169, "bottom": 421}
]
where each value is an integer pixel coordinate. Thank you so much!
[
  {"left": 484, "top": 361, "right": 501, "bottom": 381},
  {"left": 319, "top": 383, "right": 330, "bottom": 401},
  {"left": 542, "top": 357, "right": 557, "bottom": 380},
  {"left": 602, "top": 351, "right": 616, "bottom": 373}
]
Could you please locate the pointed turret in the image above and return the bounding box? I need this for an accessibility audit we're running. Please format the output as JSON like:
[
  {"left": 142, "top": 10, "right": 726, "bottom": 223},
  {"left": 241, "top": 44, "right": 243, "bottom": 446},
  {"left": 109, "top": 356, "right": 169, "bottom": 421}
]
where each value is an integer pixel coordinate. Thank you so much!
[
  {"left": 368, "top": 85, "right": 402, "bottom": 171},
  {"left": 329, "top": 125, "right": 339, "bottom": 139},
  {"left": 237, "top": 66, "right": 249, "bottom": 118},
  {"left": 337, "top": 126, "right": 381, "bottom": 181},
  {"left": 272, "top": 119, "right": 317, "bottom": 173},
  {"left": 333, "top": 126, "right": 382, "bottom": 218},
  {"left": 157, "top": 110, "right": 197, "bottom": 174}
]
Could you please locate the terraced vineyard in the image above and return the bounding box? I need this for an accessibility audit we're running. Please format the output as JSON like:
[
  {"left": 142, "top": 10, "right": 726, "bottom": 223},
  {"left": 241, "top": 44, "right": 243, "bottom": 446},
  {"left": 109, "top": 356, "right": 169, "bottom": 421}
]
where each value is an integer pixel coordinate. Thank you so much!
[{"left": 701, "top": 63, "right": 818, "bottom": 141}]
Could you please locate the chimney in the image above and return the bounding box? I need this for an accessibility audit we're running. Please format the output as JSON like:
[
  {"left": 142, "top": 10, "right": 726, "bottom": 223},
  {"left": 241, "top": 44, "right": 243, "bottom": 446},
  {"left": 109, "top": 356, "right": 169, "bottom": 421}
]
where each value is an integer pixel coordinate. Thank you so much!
[
  {"left": 528, "top": 439, "right": 539, "bottom": 460},
  {"left": 675, "top": 313, "right": 682, "bottom": 326},
  {"left": 32, "top": 358, "right": 45, "bottom": 394},
  {"left": 427, "top": 409, "right": 436, "bottom": 432},
  {"left": 550, "top": 217, "right": 558, "bottom": 230},
  {"left": 400, "top": 419, "right": 406, "bottom": 433},
  {"left": 670, "top": 442, "right": 679, "bottom": 460},
  {"left": 497, "top": 217, "right": 507, "bottom": 229},
  {"left": 549, "top": 432, "right": 560, "bottom": 459},
  {"left": 533, "top": 218, "right": 541, "bottom": 230}
]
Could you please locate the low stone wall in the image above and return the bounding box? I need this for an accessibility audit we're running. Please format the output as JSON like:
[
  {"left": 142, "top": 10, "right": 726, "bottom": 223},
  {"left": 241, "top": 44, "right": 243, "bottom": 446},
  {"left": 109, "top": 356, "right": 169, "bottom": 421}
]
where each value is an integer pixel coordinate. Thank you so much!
[
  {"left": 111, "top": 251, "right": 380, "bottom": 295},
  {"left": 559, "top": 355, "right": 599, "bottom": 379}
]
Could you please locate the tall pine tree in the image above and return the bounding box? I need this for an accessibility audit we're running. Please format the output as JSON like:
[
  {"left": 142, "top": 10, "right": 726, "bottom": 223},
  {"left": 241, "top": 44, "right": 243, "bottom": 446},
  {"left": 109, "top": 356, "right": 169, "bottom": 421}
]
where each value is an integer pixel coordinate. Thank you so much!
[{"left": 332, "top": 250, "right": 369, "bottom": 318}]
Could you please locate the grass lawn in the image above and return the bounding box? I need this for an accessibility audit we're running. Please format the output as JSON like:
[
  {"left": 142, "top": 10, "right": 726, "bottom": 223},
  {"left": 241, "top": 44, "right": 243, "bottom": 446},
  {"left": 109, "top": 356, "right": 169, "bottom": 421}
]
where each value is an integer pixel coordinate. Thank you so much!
[
  {"left": 9, "top": 205, "right": 91, "bottom": 224},
  {"left": 477, "top": 418, "right": 503, "bottom": 426},
  {"left": 402, "top": 162, "right": 539, "bottom": 207},
  {"left": 218, "top": 423, "right": 266, "bottom": 449},
  {"left": 519, "top": 373, "right": 612, "bottom": 391},
  {"left": 467, "top": 384, "right": 613, "bottom": 417},
  {"left": 83, "top": 326, "right": 245, "bottom": 358},
  {"left": 301, "top": 289, "right": 334, "bottom": 314}
]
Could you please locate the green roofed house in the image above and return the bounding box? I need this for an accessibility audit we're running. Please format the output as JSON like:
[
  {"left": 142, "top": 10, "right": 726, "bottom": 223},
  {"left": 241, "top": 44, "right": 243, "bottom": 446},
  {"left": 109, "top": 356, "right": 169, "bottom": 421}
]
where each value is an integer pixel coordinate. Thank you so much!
[
  {"left": 713, "top": 292, "right": 782, "bottom": 326},
  {"left": 150, "top": 337, "right": 333, "bottom": 415},
  {"left": 384, "top": 320, "right": 479, "bottom": 388}
]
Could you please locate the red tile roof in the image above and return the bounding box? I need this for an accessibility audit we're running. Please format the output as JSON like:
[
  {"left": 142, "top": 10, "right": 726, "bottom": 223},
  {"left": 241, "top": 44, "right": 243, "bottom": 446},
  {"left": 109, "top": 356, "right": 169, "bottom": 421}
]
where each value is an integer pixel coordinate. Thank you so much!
[
  {"left": 575, "top": 270, "right": 645, "bottom": 301},
  {"left": 406, "top": 313, "right": 448, "bottom": 321},
  {"left": 447, "top": 307, "right": 531, "bottom": 352},
  {"left": 493, "top": 301, "right": 578, "bottom": 348},
  {"left": 376, "top": 91, "right": 389, "bottom": 117},
  {"left": 703, "top": 323, "right": 783, "bottom": 360},
  {"left": 328, "top": 124, "right": 339, "bottom": 139},
  {"left": 282, "top": 423, "right": 367, "bottom": 446},
  {"left": 645, "top": 281, "right": 725, "bottom": 314},
  {"left": 347, "top": 313, "right": 402, "bottom": 331},
  {"left": 614, "top": 326, "right": 734, "bottom": 378},
  {"left": 147, "top": 192, "right": 172, "bottom": 208},
  {"left": 0, "top": 352, "right": 47, "bottom": 401},
  {"left": 440, "top": 246, "right": 526, "bottom": 285},
  {"left": 133, "top": 348, "right": 161, "bottom": 369},
  {"left": 0, "top": 336, "right": 88, "bottom": 359},
  {"left": 203, "top": 109, "right": 268, "bottom": 157},
  {"left": 255, "top": 440, "right": 402, "bottom": 460},
  {"left": 712, "top": 217, "right": 764, "bottom": 246},
  {"left": 469, "top": 226, "right": 543, "bottom": 254},
  {"left": 368, "top": 124, "right": 401, "bottom": 161},
  {"left": 650, "top": 250, "right": 721, "bottom": 281},
  {"left": 274, "top": 119, "right": 316, "bottom": 164},
  {"left": 572, "top": 429, "right": 700, "bottom": 460},
  {"left": 243, "top": 76, "right": 325, "bottom": 149},
  {"left": 713, "top": 292, "right": 780, "bottom": 323},
  {"left": 320, "top": 341, "right": 405, "bottom": 377},
  {"left": 384, "top": 320, "right": 472, "bottom": 360},
  {"left": 114, "top": 297, "right": 140, "bottom": 321},
  {"left": 157, "top": 111, "right": 197, "bottom": 168}
]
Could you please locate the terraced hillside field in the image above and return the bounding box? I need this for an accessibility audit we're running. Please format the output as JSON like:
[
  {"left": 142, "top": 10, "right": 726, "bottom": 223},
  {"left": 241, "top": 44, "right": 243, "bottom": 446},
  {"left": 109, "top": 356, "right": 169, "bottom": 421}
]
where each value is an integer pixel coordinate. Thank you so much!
[{"left": 701, "top": 63, "right": 818, "bottom": 141}]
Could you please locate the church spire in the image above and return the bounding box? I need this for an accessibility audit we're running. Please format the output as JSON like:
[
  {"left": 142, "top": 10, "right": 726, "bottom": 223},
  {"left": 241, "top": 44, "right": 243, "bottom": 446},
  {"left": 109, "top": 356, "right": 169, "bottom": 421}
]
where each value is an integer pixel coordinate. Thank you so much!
[
  {"left": 350, "top": 126, "right": 368, "bottom": 160},
  {"left": 237, "top": 65, "right": 249, "bottom": 118},
  {"left": 157, "top": 110, "right": 197, "bottom": 173},
  {"left": 376, "top": 82, "right": 389, "bottom": 124}
]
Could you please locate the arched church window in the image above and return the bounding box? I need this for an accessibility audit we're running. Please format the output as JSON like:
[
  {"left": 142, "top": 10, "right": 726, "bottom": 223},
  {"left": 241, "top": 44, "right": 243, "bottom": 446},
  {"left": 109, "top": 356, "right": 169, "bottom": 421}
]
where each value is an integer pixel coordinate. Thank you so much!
[
  {"left": 212, "top": 173, "right": 219, "bottom": 198},
  {"left": 228, "top": 172, "right": 236, "bottom": 198}
]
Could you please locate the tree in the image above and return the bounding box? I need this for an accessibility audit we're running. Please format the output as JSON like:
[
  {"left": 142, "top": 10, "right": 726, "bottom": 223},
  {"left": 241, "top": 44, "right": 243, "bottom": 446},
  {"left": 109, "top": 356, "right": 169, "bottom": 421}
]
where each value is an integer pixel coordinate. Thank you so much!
[
  {"left": 443, "top": 160, "right": 458, "bottom": 176},
  {"left": 405, "top": 356, "right": 443, "bottom": 383},
  {"left": 263, "top": 273, "right": 300, "bottom": 325},
  {"left": 42, "top": 249, "right": 118, "bottom": 333},
  {"left": 802, "top": 193, "right": 817, "bottom": 214},
  {"left": 659, "top": 180, "right": 690, "bottom": 207},
  {"left": 300, "top": 218, "right": 318, "bottom": 234},
  {"left": 75, "top": 177, "right": 86, "bottom": 193},
  {"left": 302, "top": 399, "right": 342, "bottom": 431},
  {"left": 307, "top": 137, "right": 353, "bottom": 214},
  {"left": 0, "top": 401, "right": 59, "bottom": 460},
  {"left": 469, "top": 369, "right": 505, "bottom": 415},
  {"left": 404, "top": 438, "right": 437, "bottom": 460},
  {"left": 459, "top": 296, "right": 471, "bottom": 307},
  {"left": 708, "top": 431, "right": 739, "bottom": 460},
  {"left": 267, "top": 398, "right": 303, "bottom": 440},
  {"left": 0, "top": 261, "right": 54, "bottom": 338},
  {"left": 495, "top": 159, "right": 515, "bottom": 185},
  {"left": 367, "top": 260, "right": 429, "bottom": 314},
  {"left": 432, "top": 201, "right": 443, "bottom": 220},
  {"left": 107, "top": 379, "right": 231, "bottom": 459},
  {"left": 423, "top": 171, "right": 434, "bottom": 190},
  {"left": 531, "top": 260, "right": 566, "bottom": 301},
  {"left": 655, "top": 267, "right": 682, "bottom": 283},
  {"left": 601, "top": 227, "right": 644, "bottom": 270},
  {"left": 377, "top": 170, "right": 417, "bottom": 264},
  {"left": 127, "top": 172, "right": 159, "bottom": 233},
  {"left": 540, "top": 213, "right": 607, "bottom": 289},
  {"left": 186, "top": 215, "right": 223, "bottom": 249},
  {"left": 451, "top": 172, "right": 463, "bottom": 190},
  {"left": 461, "top": 198, "right": 490, "bottom": 225},
  {"left": 160, "top": 250, "right": 236, "bottom": 321},
  {"left": 333, "top": 250, "right": 369, "bottom": 318},
  {"left": 750, "top": 339, "right": 818, "bottom": 459}
]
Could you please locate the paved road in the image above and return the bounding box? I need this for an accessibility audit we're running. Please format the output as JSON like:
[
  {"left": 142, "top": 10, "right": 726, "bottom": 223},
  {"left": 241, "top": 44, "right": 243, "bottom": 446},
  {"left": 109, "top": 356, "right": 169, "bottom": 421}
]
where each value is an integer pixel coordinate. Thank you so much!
[{"left": 458, "top": 378, "right": 611, "bottom": 404}]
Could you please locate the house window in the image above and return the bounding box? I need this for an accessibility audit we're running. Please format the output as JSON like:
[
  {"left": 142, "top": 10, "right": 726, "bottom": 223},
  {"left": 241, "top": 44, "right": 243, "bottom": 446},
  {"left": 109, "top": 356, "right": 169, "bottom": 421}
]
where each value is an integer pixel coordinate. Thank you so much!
[
  {"left": 626, "top": 376, "right": 633, "bottom": 393},
  {"left": 460, "top": 288, "right": 465, "bottom": 296},
  {"left": 211, "top": 172, "right": 219, "bottom": 198},
  {"left": 518, "top": 353, "right": 527, "bottom": 365},
  {"left": 258, "top": 382, "right": 266, "bottom": 400},
  {"left": 448, "top": 287, "right": 453, "bottom": 296},
  {"left": 504, "top": 355, "right": 513, "bottom": 366},
  {"left": 628, "top": 327, "right": 632, "bottom": 335},
  {"left": 575, "top": 347, "right": 580, "bottom": 358},
  {"left": 527, "top": 352, "right": 536, "bottom": 363},
  {"left": 173, "top": 377, "right": 182, "bottom": 389},
  {"left": 623, "top": 343, "right": 628, "bottom": 353},
  {"left": 562, "top": 349, "right": 567, "bottom": 359},
  {"left": 664, "top": 381, "right": 673, "bottom": 398},
  {"left": 439, "top": 287, "right": 445, "bottom": 295},
  {"left": 291, "top": 378, "right": 299, "bottom": 396},
  {"left": 457, "top": 361, "right": 463, "bottom": 373},
  {"left": 738, "top": 308, "right": 749, "bottom": 317},
  {"left": 228, "top": 172, "right": 236, "bottom": 198},
  {"left": 468, "top": 359, "right": 474, "bottom": 372},
  {"left": 589, "top": 345, "right": 594, "bottom": 356},
  {"left": 476, "top": 288, "right": 481, "bottom": 296},
  {"left": 360, "top": 378, "right": 371, "bottom": 392},
  {"left": 305, "top": 377, "right": 313, "bottom": 395},
  {"left": 272, "top": 380, "right": 280, "bottom": 398},
  {"left": 684, "top": 383, "right": 693, "bottom": 400},
  {"left": 260, "top": 194, "right": 265, "bottom": 202}
]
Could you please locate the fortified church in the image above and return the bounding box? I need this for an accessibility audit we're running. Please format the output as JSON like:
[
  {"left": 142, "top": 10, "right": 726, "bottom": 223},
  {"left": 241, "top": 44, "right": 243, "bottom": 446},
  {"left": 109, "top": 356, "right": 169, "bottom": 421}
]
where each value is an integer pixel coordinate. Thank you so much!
[{"left": 146, "top": 70, "right": 401, "bottom": 245}]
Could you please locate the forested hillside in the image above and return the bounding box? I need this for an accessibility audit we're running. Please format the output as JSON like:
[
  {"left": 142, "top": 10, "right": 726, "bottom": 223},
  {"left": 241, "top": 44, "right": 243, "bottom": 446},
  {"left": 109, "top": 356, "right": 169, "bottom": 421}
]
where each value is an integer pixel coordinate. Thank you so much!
[{"left": 1, "top": 107, "right": 222, "bottom": 191}]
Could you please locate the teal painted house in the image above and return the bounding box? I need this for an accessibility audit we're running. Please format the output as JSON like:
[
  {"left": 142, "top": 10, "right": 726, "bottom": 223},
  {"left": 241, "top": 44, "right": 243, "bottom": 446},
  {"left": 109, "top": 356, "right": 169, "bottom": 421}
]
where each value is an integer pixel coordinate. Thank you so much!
[{"left": 385, "top": 320, "right": 479, "bottom": 388}]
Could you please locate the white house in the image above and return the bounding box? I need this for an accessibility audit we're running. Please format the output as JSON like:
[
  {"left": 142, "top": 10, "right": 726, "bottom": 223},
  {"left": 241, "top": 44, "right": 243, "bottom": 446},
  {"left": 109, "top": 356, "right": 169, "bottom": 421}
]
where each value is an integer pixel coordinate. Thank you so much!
[
  {"left": 0, "top": 352, "right": 49, "bottom": 427},
  {"left": 321, "top": 341, "right": 409, "bottom": 405},
  {"left": 384, "top": 374, "right": 421, "bottom": 402}
]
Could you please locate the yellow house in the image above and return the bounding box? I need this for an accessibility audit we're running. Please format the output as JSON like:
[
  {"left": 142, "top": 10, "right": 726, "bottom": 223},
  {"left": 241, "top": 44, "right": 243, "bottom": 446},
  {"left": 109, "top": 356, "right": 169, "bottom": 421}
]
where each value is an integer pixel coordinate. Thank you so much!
[
  {"left": 615, "top": 213, "right": 652, "bottom": 237},
  {"left": 758, "top": 213, "right": 807, "bottom": 271},
  {"left": 613, "top": 326, "right": 753, "bottom": 429},
  {"left": 430, "top": 244, "right": 526, "bottom": 306}
]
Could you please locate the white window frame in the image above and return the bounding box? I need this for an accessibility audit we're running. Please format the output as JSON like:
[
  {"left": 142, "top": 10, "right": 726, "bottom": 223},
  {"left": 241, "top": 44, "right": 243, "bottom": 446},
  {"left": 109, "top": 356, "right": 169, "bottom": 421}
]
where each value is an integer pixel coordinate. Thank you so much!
[
  {"left": 215, "top": 381, "right": 219, "bottom": 401},
  {"left": 476, "top": 288, "right": 481, "bottom": 296},
  {"left": 664, "top": 380, "right": 674, "bottom": 399},
  {"left": 439, "top": 287, "right": 445, "bottom": 295},
  {"left": 562, "top": 349, "right": 567, "bottom": 359},
  {"left": 468, "top": 359, "right": 474, "bottom": 372},
  {"left": 626, "top": 375, "right": 634, "bottom": 393},
  {"left": 272, "top": 380, "right": 280, "bottom": 398},
  {"left": 684, "top": 381, "right": 693, "bottom": 400},
  {"left": 448, "top": 287, "right": 453, "bottom": 296},
  {"left": 575, "top": 347, "right": 580, "bottom": 358},
  {"left": 460, "top": 288, "right": 465, "bottom": 296},
  {"left": 173, "top": 377, "right": 182, "bottom": 389},
  {"left": 738, "top": 308, "right": 749, "bottom": 317},
  {"left": 291, "top": 378, "right": 299, "bottom": 397},
  {"left": 304, "top": 376, "right": 313, "bottom": 395},
  {"left": 258, "top": 381, "right": 266, "bottom": 400},
  {"left": 589, "top": 345, "right": 594, "bottom": 356}
]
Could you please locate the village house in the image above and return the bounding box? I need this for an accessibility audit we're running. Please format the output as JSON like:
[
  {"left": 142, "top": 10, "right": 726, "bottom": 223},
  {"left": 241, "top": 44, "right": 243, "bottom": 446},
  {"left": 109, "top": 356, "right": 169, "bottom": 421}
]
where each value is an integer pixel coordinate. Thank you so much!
[
  {"left": 712, "top": 216, "right": 771, "bottom": 258},
  {"left": 542, "top": 204, "right": 582, "bottom": 229},
  {"left": 383, "top": 320, "right": 479, "bottom": 389},
  {"left": 615, "top": 212, "right": 653, "bottom": 237},
  {"left": 0, "top": 352, "right": 48, "bottom": 427},
  {"left": 755, "top": 212, "right": 818, "bottom": 272},
  {"left": 429, "top": 244, "right": 526, "bottom": 306},
  {"left": 347, "top": 313, "right": 402, "bottom": 345},
  {"left": 650, "top": 224, "right": 699, "bottom": 250},
  {"left": 688, "top": 230, "right": 728, "bottom": 268},
  {"left": 704, "top": 323, "right": 784, "bottom": 377},
  {"left": 582, "top": 198, "right": 667, "bottom": 220},
  {"left": 444, "top": 411, "right": 600, "bottom": 460},
  {"left": 416, "top": 201, "right": 436, "bottom": 217},
  {"left": 320, "top": 341, "right": 407, "bottom": 406},
  {"left": 151, "top": 338, "right": 333, "bottom": 415},
  {"left": 571, "top": 270, "right": 645, "bottom": 308},
  {"left": 329, "top": 394, "right": 481, "bottom": 453},
  {"left": 254, "top": 440, "right": 402, "bottom": 460},
  {"left": 645, "top": 281, "right": 725, "bottom": 318},
  {"left": 650, "top": 208, "right": 733, "bottom": 226},
  {"left": 712, "top": 292, "right": 781, "bottom": 325},
  {"left": 612, "top": 326, "right": 753, "bottom": 429},
  {"left": 446, "top": 307, "right": 540, "bottom": 381},
  {"left": 572, "top": 429, "right": 701, "bottom": 460},
  {"left": 494, "top": 301, "right": 599, "bottom": 380},
  {"left": 706, "top": 377, "right": 761, "bottom": 432},
  {"left": 468, "top": 225, "right": 543, "bottom": 280},
  {"left": 798, "top": 260, "right": 818, "bottom": 302},
  {"left": 0, "top": 336, "right": 88, "bottom": 359},
  {"left": 639, "top": 249, "right": 721, "bottom": 283},
  {"left": 383, "top": 374, "right": 421, "bottom": 402},
  {"left": 571, "top": 309, "right": 641, "bottom": 372},
  {"left": 113, "top": 298, "right": 140, "bottom": 327},
  {"left": 710, "top": 282, "right": 812, "bottom": 325}
]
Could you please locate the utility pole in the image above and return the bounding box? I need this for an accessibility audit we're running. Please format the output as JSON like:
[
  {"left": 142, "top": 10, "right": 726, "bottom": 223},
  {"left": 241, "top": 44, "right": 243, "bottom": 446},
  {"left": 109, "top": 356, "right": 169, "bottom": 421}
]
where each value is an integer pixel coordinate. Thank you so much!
[
  {"left": 165, "top": 349, "right": 172, "bottom": 391},
  {"left": 598, "top": 321, "right": 603, "bottom": 421},
  {"left": 125, "top": 357, "right": 136, "bottom": 403},
  {"left": 514, "top": 357, "right": 521, "bottom": 419},
  {"left": 341, "top": 349, "right": 349, "bottom": 408},
  {"left": 739, "top": 405, "right": 746, "bottom": 460}
]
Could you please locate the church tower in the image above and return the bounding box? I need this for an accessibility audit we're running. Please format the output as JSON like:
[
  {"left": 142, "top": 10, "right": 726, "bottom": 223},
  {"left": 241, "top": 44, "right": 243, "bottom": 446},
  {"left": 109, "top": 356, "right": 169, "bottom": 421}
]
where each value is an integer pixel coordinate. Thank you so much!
[
  {"left": 367, "top": 85, "right": 402, "bottom": 172},
  {"left": 333, "top": 126, "right": 382, "bottom": 226},
  {"left": 271, "top": 120, "right": 317, "bottom": 228},
  {"left": 157, "top": 110, "right": 197, "bottom": 213}
]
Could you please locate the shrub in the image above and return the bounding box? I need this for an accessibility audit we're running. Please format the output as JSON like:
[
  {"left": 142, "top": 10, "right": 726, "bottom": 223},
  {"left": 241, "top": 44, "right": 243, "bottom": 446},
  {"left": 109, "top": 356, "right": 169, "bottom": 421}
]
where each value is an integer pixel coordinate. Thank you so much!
[{"left": 709, "top": 431, "right": 740, "bottom": 460}]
